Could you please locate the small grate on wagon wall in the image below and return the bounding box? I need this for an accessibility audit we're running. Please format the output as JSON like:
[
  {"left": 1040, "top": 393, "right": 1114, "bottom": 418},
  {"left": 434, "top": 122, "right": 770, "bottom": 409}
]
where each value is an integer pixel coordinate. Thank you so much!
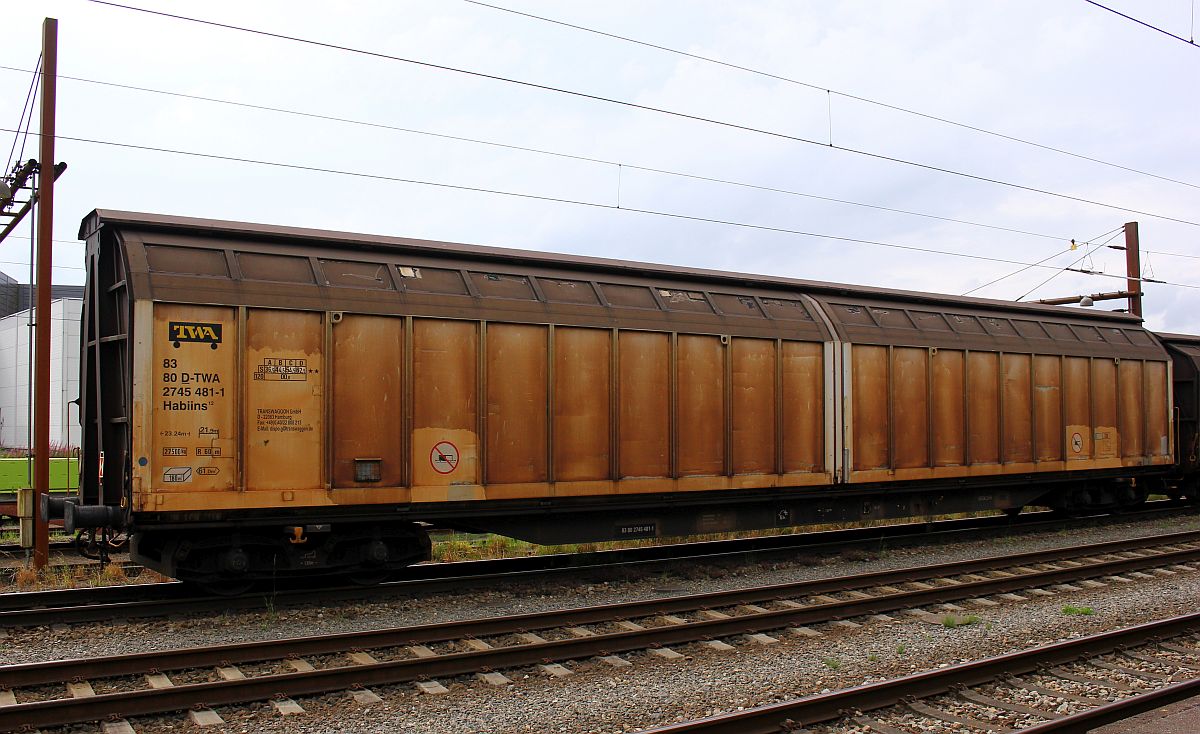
[{"left": 354, "top": 458, "right": 383, "bottom": 483}]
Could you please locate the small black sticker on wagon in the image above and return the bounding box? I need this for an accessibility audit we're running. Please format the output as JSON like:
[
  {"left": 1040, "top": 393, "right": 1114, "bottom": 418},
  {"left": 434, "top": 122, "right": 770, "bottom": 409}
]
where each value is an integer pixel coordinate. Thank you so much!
[
  {"left": 615, "top": 522, "right": 657, "bottom": 539},
  {"left": 168, "top": 321, "right": 222, "bottom": 349}
]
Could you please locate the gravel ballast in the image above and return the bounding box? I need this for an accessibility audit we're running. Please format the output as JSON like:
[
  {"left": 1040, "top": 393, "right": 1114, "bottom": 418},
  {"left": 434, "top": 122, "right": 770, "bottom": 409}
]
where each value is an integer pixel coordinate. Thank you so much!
[{"left": 6, "top": 509, "right": 1199, "bottom": 733}]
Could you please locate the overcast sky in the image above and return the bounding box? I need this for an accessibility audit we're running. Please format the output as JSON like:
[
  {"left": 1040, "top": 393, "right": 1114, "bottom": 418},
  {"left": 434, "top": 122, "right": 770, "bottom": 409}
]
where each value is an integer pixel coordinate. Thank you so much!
[{"left": 4, "top": 0, "right": 1198, "bottom": 331}]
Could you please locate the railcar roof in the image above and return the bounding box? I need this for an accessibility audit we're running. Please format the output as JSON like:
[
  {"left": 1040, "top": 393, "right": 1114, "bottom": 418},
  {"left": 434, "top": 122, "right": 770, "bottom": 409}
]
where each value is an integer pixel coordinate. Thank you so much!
[{"left": 81, "top": 208, "right": 1143, "bottom": 326}]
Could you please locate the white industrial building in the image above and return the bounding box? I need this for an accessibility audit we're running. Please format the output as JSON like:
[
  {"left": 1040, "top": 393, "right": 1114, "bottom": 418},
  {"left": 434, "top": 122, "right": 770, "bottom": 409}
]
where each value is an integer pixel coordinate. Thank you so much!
[{"left": 0, "top": 270, "right": 83, "bottom": 449}]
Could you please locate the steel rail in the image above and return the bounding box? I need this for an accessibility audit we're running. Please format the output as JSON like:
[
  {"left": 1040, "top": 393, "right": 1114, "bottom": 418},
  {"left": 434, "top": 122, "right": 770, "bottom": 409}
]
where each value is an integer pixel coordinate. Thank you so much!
[
  {"left": 2, "top": 505, "right": 1182, "bottom": 627},
  {"left": 1018, "top": 677, "right": 1200, "bottom": 733},
  {"left": 640, "top": 613, "right": 1200, "bottom": 733},
  {"left": 0, "top": 501, "right": 1185, "bottom": 623},
  {"left": 0, "top": 540, "right": 74, "bottom": 553},
  {"left": 4, "top": 526, "right": 1200, "bottom": 687},
  {"left": 1, "top": 535, "right": 1197, "bottom": 730},
  {"left": 3, "top": 529, "right": 1199, "bottom": 688}
]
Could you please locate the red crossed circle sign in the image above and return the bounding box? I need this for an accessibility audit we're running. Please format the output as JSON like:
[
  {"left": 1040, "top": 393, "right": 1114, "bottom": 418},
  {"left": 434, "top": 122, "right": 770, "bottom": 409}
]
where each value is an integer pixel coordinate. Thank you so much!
[{"left": 430, "top": 441, "right": 460, "bottom": 474}]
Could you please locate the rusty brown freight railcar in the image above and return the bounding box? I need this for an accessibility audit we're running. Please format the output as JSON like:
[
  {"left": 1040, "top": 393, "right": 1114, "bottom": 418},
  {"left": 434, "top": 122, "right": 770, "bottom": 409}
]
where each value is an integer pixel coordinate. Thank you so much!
[
  {"left": 1158, "top": 333, "right": 1200, "bottom": 486},
  {"left": 66, "top": 211, "right": 1175, "bottom": 587}
]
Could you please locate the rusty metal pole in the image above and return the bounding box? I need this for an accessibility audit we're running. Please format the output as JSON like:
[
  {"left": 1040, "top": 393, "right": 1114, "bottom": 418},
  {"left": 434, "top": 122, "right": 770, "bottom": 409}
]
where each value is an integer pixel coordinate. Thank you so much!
[
  {"left": 1124, "top": 221, "right": 1142, "bottom": 318},
  {"left": 33, "top": 17, "right": 58, "bottom": 571}
]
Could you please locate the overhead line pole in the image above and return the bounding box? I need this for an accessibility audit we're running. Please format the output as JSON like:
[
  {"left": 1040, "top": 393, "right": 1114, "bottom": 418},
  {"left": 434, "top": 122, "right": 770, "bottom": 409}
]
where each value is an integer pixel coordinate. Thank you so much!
[
  {"left": 1124, "top": 222, "right": 1142, "bottom": 318},
  {"left": 33, "top": 17, "right": 58, "bottom": 571},
  {"left": 1034, "top": 222, "right": 1147, "bottom": 315}
]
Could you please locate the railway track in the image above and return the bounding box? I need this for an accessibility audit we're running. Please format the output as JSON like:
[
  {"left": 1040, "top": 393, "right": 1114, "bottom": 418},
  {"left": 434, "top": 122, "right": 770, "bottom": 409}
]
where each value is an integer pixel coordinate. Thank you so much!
[
  {"left": 0, "top": 503, "right": 1190, "bottom": 628},
  {"left": 1, "top": 528, "right": 1197, "bottom": 731},
  {"left": 0, "top": 539, "right": 74, "bottom": 554},
  {"left": 647, "top": 613, "right": 1200, "bottom": 733}
]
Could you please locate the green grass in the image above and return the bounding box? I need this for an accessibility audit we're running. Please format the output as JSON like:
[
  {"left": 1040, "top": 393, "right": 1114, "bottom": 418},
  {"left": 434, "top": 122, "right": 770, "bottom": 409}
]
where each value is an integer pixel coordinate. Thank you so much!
[
  {"left": 821, "top": 656, "right": 841, "bottom": 670},
  {"left": 942, "top": 614, "right": 981, "bottom": 628},
  {"left": 0, "top": 456, "right": 79, "bottom": 491},
  {"left": 1062, "top": 605, "right": 1094, "bottom": 616}
]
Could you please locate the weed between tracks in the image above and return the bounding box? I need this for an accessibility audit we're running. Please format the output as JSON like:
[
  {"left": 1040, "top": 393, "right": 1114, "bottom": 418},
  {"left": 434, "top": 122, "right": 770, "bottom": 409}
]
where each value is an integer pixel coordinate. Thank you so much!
[
  {"left": 5, "top": 562, "right": 169, "bottom": 591},
  {"left": 942, "top": 614, "right": 982, "bottom": 628}
]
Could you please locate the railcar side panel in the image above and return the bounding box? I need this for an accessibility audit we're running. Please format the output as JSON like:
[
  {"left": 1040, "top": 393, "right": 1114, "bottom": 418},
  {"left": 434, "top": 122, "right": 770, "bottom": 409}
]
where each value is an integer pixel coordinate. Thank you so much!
[
  {"left": 1092, "top": 359, "right": 1120, "bottom": 460},
  {"left": 780, "top": 341, "right": 824, "bottom": 474},
  {"left": 1001, "top": 354, "right": 1034, "bottom": 465},
  {"left": 1119, "top": 360, "right": 1145, "bottom": 459},
  {"left": 617, "top": 330, "right": 670, "bottom": 480},
  {"left": 244, "top": 309, "right": 325, "bottom": 491},
  {"left": 332, "top": 314, "right": 404, "bottom": 489},
  {"left": 843, "top": 343, "right": 1171, "bottom": 483},
  {"left": 1146, "top": 360, "right": 1171, "bottom": 459},
  {"left": 966, "top": 352, "right": 1000, "bottom": 465},
  {"left": 892, "top": 347, "right": 928, "bottom": 470},
  {"left": 150, "top": 304, "right": 238, "bottom": 495},
  {"left": 134, "top": 307, "right": 1177, "bottom": 514},
  {"left": 552, "top": 326, "right": 611, "bottom": 483},
  {"left": 1063, "top": 357, "right": 1091, "bottom": 462},
  {"left": 851, "top": 345, "right": 889, "bottom": 471},
  {"left": 677, "top": 334, "right": 725, "bottom": 477},
  {"left": 931, "top": 349, "right": 964, "bottom": 467},
  {"left": 731, "top": 338, "right": 776, "bottom": 475},
  {"left": 485, "top": 323, "right": 549, "bottom": 486},
  {"left": 1033, "top": 355, "right": 1063, "bottom": 463},
  {"left": 411, "top": 318, "right": 479, "bottom": 497}
]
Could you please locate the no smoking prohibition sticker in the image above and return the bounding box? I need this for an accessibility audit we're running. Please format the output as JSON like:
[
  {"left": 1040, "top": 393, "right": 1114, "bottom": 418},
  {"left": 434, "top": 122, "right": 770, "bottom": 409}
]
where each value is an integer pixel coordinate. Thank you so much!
[{"left": 430, "top": 441, "right": 460, "bottom": 474}]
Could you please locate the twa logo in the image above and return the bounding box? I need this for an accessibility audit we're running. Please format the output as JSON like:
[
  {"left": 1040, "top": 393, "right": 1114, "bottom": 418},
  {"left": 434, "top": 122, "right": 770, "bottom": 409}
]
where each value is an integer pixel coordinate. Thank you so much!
[{"left": 169, "top": 321, "right": 222, "bottom": 349}]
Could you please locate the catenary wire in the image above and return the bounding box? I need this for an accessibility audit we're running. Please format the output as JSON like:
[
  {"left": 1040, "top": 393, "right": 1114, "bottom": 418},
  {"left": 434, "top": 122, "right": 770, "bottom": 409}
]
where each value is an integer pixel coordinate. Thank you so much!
[
  {"left": 3, "top": 72, "right": 1168, "bottom": 289},
  {"left": 4, "top": 55, "right": 40, "bottom": 175},
  {"left": 10, "top": 124, "right": 1198, "bottom": 291},
  {"left": 15, "top": 59, "right": 41, "bottom": 170},
  {"left": 1016, "top": 247, "right": 1101, "bottom": 302},
  {"left": 1141, "top": 248, "right": 1200, "bottom": 260},
  {"left": 15, "top": 75, "right": 39, "bottom": 168},
  {"left": 4, "top": 234, "right": 83, "bottom": 247},
  {"left": 0, "top": 64, "right": 1106, "bottom": 247},
  {"left": 79, "top": 1, "right": 1200, "bottom": 229},
  {"left": 0, "top": 260, "right": 83, "bottom": 271},
  {"left": 964, "top": 225, "right": 1121, "bottom": 295},
  {"left": 463, "top": 0, "right": 1200, "bottom": 190},
  {"left": 1016, "top": 227, "right": 1127, "bottom": 301},
  {"left": 1083, "top": 0, "right": 1199, "bottom": 48},
  {"left": 963, "top": 246, "right": 1077, "bottom": 296}
]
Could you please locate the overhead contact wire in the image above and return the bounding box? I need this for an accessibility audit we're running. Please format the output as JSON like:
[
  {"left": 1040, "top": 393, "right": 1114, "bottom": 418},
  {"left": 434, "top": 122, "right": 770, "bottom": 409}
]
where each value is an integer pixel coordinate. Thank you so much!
[
  {"left": 1083, "top": 0, "right": 1200, "bottom": 48},
  {"left": 962, "top": 246, "right": 1075, "bottom": 296},
  {"left": 12, "top": 125, "right": 1199, "bottom": 290},
  {"left": 463, "top": 0, "right": 1200, "bottom": 190},
  {"left": 4, "top": 55, "right": 40, "bottom": 175},
  {"left": 1016, "top": 227, "right": 1127, "bottom": 301},
  {"left": 79, "top": 0, "right": 1200, "bottom": 228},
  {"left": 0, "top": 64, "right": 1111, "bottom": 245},
  {"left": 969, "top": 221, "right": 1128, "bottom": 296}
]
